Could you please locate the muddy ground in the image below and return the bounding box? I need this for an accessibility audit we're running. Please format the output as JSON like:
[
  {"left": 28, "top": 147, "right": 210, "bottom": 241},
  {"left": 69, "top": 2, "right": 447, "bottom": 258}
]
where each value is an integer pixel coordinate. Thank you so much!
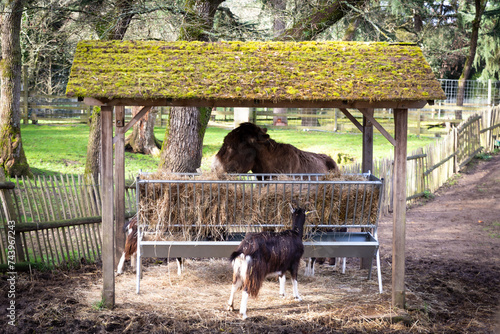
[{"left": 1, "top": 154, "right": 500, "bottom": 333}]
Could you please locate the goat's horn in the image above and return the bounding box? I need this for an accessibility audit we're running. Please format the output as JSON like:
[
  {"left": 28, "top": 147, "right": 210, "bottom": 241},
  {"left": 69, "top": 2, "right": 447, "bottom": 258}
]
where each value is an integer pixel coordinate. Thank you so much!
[{"left": 289, "top": 202, "right": 294, "bottom": 213}]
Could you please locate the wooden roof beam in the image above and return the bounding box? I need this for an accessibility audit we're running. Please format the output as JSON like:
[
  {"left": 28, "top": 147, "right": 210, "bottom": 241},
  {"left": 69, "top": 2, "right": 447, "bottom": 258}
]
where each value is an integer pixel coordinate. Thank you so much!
[{"left": 84, "top": 97, "right": 428, "bottom": 110}]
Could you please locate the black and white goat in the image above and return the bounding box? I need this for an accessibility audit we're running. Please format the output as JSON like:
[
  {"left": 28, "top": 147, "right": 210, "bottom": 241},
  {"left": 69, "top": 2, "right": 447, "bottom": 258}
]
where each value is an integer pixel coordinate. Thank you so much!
[
  {"left": 116, "top": 216, "right": 184, "bottom": 275},
  {"left": 227, "top": 205, "right": 310, "bottom": 319}
]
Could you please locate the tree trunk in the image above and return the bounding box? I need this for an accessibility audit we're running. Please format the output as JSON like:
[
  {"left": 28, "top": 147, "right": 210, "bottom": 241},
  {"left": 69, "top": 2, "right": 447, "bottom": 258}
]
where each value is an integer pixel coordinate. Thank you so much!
[
  {"left": 342, "top": 17, "right": 360, "bottom": 41},
  {"left": 84, "top": 0, "right": 137, "bottom": 179},
  {"left": 85, "top": 107, "right": 101, "bottom": 182},
  {"left": 159, "top": 0, "right": 223, "bottom": 173},
  {"left": 276, "top": 0, "right": 364, "bottom": 41},
  {"left": 0, "top": 0, "right": 31, "bottom": 177},
  {"left": 159, "top": 106, "right": 211, "bottom": 172},
  {"left": 125, "top": 107, "right": 161, "bottom": 156},
  {"left": 456, "top": 0, "right": 487, "bottom": 117},
  {"left": 270, "top": 0, "right": 289, "bottom": 126}
]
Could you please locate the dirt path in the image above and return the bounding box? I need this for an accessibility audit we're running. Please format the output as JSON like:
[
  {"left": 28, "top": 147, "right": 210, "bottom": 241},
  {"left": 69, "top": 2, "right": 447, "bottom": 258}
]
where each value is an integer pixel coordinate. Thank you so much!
[
  {"left": 377, "top": 153, "right": 500, "bottom": 332},
  {"left": 379, "top": 152, "right": 500, "bottom": 263},
  {"left": 1, "top": 155, "right": 499, "bottom": 333}
]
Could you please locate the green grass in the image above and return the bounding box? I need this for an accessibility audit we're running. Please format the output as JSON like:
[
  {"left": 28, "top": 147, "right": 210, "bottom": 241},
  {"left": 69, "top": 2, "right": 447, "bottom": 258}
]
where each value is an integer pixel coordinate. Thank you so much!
[{"left": 20, "top": 123, "right": 438, "bottom": 176}]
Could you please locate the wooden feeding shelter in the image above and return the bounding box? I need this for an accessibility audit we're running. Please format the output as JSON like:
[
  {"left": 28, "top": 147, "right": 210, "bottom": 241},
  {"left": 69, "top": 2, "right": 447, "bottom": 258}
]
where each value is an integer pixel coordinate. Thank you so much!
[{"left": 65, "top": 40, "right": 446, "bottom": 309}]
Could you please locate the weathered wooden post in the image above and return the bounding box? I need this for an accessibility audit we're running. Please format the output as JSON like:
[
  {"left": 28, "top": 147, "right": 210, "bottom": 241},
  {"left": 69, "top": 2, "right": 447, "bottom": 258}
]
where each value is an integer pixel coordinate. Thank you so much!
[
  {"left": 114, "top": 106, "right": 126, "bottom": 263},
  {"left": 101, "top": 106, "right": 115, "bottom": 308},
  {"left": 361, "top": 108, "right": 374, "bottom": 269},
  {"left": 393, "top": 108, "right": 408, "bottom": 308},
  {"left": 362, "top": 108, "right": 374, "bottom": 173}
]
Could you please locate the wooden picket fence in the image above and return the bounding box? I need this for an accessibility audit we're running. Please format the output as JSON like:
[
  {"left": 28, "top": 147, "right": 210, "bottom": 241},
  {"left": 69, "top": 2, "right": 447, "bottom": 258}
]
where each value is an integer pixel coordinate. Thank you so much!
[
  {"left": 344, "top": 106, "right": 500, "bottom": 214},
  {"left": 0, "top": 175, "right": 136, "bottom": 269}
]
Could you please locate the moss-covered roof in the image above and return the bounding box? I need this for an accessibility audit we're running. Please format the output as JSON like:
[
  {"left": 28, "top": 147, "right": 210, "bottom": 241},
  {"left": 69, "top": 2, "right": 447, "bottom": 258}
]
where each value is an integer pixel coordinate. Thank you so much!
[{"left": 66, "top": 40, "right": 446, "bottom": 106}]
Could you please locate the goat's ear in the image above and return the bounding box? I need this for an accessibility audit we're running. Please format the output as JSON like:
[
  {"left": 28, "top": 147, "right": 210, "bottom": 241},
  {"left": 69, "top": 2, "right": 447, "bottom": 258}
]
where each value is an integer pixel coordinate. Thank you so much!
[{"left": 305, "top": 210, "right": 316, "bottom": 216}]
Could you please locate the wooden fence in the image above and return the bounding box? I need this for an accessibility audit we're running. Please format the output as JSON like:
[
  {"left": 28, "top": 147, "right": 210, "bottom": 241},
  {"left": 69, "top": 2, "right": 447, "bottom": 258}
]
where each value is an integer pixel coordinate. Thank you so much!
[
  {"left": 0, "top": 175, "right": 136, "bottom": 268},
  {"left": 20, "top": 92, "right": 171, "bottom": 127},
  {"left": 209, "top": 104, "right": 489, "bottom": 137},
  {"left": 343, "top": 106, "right": 500, "bottom": 214},
  {"left": 19, "top": 92, "right": 489, "bottom": 138}
]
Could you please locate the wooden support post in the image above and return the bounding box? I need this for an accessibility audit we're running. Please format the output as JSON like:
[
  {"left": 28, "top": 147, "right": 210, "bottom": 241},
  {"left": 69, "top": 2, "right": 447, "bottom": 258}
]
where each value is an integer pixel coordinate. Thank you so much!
[
  {"left": 101, "top": 106, "right": 115, "bottom": 308},
  {"left": 114, "top": 106, "right": 126, "bottom": 264},
  {"left": 392, "top": 108, "right": 408, "bottom": 308},
  {"left": 361, "top": 108, "right": 374, "bottom": 173},
  {"left": 360, "top": 108, "right": 374, "bottom": 269}
]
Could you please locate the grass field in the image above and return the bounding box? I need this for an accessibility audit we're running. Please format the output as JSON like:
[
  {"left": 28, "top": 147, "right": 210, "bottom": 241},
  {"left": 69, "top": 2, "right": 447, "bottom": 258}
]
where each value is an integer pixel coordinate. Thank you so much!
[{"left": 20, "top": 123, "right": 438, "bottom": 177}]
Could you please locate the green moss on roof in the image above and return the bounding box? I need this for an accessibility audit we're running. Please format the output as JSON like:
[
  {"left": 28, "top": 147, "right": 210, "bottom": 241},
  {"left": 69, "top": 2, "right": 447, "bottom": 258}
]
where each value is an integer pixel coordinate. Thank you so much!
[{"left": 65, "top": 40, "right": 446, "bottom": 103}]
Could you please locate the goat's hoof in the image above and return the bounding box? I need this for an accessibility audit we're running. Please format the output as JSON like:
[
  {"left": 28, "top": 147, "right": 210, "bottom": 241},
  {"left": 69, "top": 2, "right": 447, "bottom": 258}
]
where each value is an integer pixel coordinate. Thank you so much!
[
  {"left": 227, "top": 304, "right": 234, "bottom": 312},
  {"left": 241, "top": 314, "right": 248, "bottom": 320},
  {"left": 279, "top": 293, "right": 285, "bottom": 298},
  {"left": 294, "top": 296, "right": 302, "bottom": 301}
]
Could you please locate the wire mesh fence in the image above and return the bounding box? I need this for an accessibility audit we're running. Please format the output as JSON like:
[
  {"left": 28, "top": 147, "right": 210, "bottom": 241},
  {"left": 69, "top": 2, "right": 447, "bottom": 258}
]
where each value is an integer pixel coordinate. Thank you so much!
[{"left": 439, "top": 79, "right": 500, "bottom": 105}]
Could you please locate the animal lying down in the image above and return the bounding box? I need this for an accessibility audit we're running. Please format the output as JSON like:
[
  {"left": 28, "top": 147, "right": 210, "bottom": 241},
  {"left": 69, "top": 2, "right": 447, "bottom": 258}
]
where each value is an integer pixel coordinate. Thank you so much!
[
  {"left": 227, "top": 204, "right": 312, "bottom": 320},
  {"left": 212, "top": 122, "right": 339, "bottom": 175}
]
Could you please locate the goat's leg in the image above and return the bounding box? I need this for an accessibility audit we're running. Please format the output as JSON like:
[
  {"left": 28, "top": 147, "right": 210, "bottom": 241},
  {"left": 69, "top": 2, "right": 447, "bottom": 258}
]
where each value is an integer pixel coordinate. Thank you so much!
[
  {"left": 304, "top": 258, "right": 316, "bottom": 277},
  {"left": 279, "top": 273, "right": 286, "bottom": 297},
  {"left": 176, "top": 257, "right": 184, "bottom": 276},
  {"left": 131, "top": 253, "right": 137, "bottom": 272},
  {"left": 291, "top": 265, "right": 302, "bottom": 301},
  {"left": 228, "top": 255, "right": 245, "bottom": 312},
  {"left": 117, "top": 252, "right": 126, "bottom": 274},
  {"left": 292, "top": 278, "right": 302, "bottom": 301},
  {"left": 227, "top": 281, "right": 240, "bottom": 311},
  {"left": 240, "top": 290, "right": 249, "bottom": 320}
]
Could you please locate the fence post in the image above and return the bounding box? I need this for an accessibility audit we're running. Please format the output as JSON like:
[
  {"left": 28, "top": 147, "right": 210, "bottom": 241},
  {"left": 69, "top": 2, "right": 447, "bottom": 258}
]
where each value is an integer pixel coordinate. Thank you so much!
[
  {"left": 0, "top": 170, "right": 26, "bottom": 262},
  {"left": 484, "top": 108, "right": 491, "bottom": 151},
  {"left": 488, "top": 79, "right": 492, "bottom": 107},
  {"left": 453, "top": 127, "right": 458, "bottom": 173}
]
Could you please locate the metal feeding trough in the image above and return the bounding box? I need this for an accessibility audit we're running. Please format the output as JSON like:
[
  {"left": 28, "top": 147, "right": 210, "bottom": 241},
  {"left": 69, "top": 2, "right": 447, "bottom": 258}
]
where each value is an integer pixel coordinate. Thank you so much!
[{"left": 135, "top": 172, "right": 384, "bottom": 293}]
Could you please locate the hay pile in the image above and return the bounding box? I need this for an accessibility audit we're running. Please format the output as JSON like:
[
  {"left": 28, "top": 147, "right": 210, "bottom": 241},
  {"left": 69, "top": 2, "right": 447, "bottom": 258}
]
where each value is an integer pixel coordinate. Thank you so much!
[{"left": 138, "top": 171, "right": 380, "bottom": 241}]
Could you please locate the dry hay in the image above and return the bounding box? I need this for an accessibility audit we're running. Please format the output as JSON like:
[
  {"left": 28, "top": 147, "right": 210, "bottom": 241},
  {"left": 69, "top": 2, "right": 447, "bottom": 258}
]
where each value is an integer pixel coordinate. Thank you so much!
[
  {"left": 105, "top": 258, "right": 419, "bottom": 333},
  {"left": 138, "top": 171, "right": 380, "bottom": 241}
]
